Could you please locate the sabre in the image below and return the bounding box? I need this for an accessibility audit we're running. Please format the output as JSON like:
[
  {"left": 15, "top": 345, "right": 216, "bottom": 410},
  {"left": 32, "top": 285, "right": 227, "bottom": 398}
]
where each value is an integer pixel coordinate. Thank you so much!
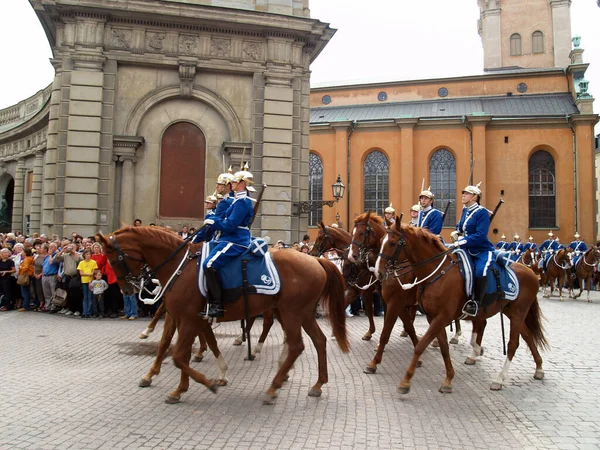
[
  {"left": 442, "top": 200, "right": 452, "bottom": 220},
  {"left": 489, "top": 198, "right": 504, "bottom": 224},
  {"left": 469, "top": 159, "right": 475, "bottom": 186},
  {"left": 249, "top": 183, "right": 268, "bottom": 228}
]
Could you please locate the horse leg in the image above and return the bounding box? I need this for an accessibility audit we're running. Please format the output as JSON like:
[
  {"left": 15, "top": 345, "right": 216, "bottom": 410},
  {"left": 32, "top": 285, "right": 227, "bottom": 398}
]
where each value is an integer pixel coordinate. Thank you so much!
[
  {"left": 139, "top": 302, "right": 166, "bottom": 339},
  {"left": 465, "top": 319, "right": 486, "bottom": 365},
  {"left": 139, "top": 311, "right": 176, "bottom": 387},
  {"left": 253, "top": 309, "right": 275, "bottom": 357},
  {"left": 400, "top": 305, "right": 416, "bottom": 338},
  {"left": 301, "top": 316, "right": 328, "bottom": 397},
  {"left": 490, "top": 315, "right": 523, "bottom": 391},
  {"left": 398, "top": 315, "right": 449, "bottom": 394},
  {"left": 520, "top": 327, "right": 544, "bottom": 381},
  {"left": 167, "top": 321, "right": 218, "bottom": 404},
  {"left": 362, "top": 289, "right": 376, "bottom": 341},
  {"left": 449, "top": 319, "right": 462, "bottom": 345},
  {"left": 436, "top": 328, "right": 455, "bottom": 394},
  {"left": 398, "top": 304, "right": 423, "bottom": 367},
  {"left": 233, "top": 318, "right": 254, "bottom": 346},
  {"left": 264, "top": 324, "right": 304, "bottom": 405},
  {"left": 365, "top": 300, "right": 401, "bottom": 374},
  {"left": 558, "top": 273, "right": 565, "bottom": 301},
  {"left": 192, "top": 332, "right": 208, "bottom": 362}
]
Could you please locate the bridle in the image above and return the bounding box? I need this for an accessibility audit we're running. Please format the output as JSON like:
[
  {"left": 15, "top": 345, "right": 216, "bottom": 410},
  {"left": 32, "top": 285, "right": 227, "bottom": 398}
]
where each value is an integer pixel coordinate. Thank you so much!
[
  {"left": 551, "top": 249, "right": 571, "bottom": 270},
  {"left": 351, "top": 221, "right": 377, "bottom": 266}
]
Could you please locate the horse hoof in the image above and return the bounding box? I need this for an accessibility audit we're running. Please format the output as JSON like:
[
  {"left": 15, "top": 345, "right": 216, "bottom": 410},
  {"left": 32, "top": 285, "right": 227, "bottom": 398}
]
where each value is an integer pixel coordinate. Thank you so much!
[
  {"left": 192, "top": 354, "right": 204, "bottom": 362},
  {"left": 283, "top": 374, "right": 290, "bottom": 382},
  {"left": 431, "top": 340, "right": 440, "bottom": 348},
  {"left": 490, "top": 382, "right": 503, "bottom": 391},
  {"left": 533, "top": 369, "right": 545, "bottom": 380},
  {"left": 438, "top": 385, "right": 452, "bottom": 394},
  {"left": 364, "top": 365, "right": 377, "bottom": 374},
  {"left": 559, "top": 298, "right": 564, "bottom": 302},
  {"left": 262, "top": 393, "right": 277, "bottom": 405},
  {"left": 464, "top": 357, "right": 477, "bottom": 365},
  {"left": 397, "top": 385, "right": 410, "bottom": 394},
  {"left": 362, "top": 335, "right": 372, "bottom": 341},
  {"left": 449, "top": 337, "right": 459, "bottom": 345},
  {"left": 416, "top": 360, "right": 423, "bottom": 368},
  {"left": 207, "top": 381, "right": 218, "bottom": 394},
  {"left": 479, "top": 347, "right": 485, "bottom": 356},
  {"left": 233, "top": 338, "right": 243, "bottom": 346},
  {"left": 138, "top": 378, "right": 152, "bottom": 387},
  {"left": 216, "top": 378, "right": 228, "bottom": 387},
  {"left": 400, "top": 330, "right": 408, "bottom": 337},
  {"left": 308, "top": 388, "right": 322, "bottom": 397},
  {"left": 164, "top": 395, "right": 180, "bottom": 404},
  {"left": 139, "top": 333, "right": 148, "bottom": 340}
]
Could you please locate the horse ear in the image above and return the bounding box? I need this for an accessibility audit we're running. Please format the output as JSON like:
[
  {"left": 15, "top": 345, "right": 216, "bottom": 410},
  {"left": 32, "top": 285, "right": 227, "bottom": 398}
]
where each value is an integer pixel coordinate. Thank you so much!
[
  {"left": 319, "top": 221, "right": 325, "bottom": 230},
  {"left": 366, "top": 210, "right": 371, "bottom": 219},
  {"left": 95, "top": 232, "right": 112, "bottom": 250},
  {"left": 394, "top": 217, "right": 401, "bottom": 230}
]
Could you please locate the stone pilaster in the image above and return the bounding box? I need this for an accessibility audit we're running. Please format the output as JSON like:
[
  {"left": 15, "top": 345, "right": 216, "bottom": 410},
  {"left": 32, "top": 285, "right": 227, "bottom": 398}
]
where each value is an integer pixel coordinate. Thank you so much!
[
  {"left": 113, "top": 136, "right": 144, "bottom": 227},
  {"left": 30, "top": 151, "right": 45, "bottom": 233},
  {"left": 550, "top": 0, "right": 573, "bottom": 68},
  {"left": 478, "top": 1, "right": 501, "bottom": 70},
  {"left": 11, "top": 159, "right": 25, "bottom": 233},
  {"left": 99, "top": 59, "right": 116, "bottom": 233},
  {"left": 395, "top": 118, "right": 418, "bottom": 216}
]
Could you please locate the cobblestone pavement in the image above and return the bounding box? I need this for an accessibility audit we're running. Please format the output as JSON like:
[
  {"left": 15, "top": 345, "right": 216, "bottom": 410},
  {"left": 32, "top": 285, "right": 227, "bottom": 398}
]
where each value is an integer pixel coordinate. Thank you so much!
[{"left": 1, "top": 289, "right": 599, "bottom": 450}]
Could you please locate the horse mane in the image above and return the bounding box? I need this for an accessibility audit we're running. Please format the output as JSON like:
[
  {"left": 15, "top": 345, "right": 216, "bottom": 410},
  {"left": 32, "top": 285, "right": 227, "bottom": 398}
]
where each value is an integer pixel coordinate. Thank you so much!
[
  {"left": 328, "top": 225, "right": 351, "bottom": 240},
  {"left": 354, "top": 212, "right": 384, "bottom": 226},
  {"left": 113, "top": 225, "right": 184, "bottom": 247},
  {"left": 402, "top": 224, "right": 447, "bottom": 253}
]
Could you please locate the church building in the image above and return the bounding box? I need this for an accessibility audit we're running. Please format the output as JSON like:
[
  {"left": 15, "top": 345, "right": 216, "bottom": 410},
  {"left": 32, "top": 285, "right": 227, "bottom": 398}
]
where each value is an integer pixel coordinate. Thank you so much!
[{"left": 308, "top": 0, "right": 598, "bottom": 245}]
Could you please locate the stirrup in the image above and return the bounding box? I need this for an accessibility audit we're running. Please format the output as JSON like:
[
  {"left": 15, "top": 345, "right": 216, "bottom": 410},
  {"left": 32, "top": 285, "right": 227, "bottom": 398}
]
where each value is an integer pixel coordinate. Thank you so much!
[
  {"left": 462, "top": 300, "right": 479, "bottom": 317},
  {"left": 199, "top": 304, "right": 224, "bottom": 318}
]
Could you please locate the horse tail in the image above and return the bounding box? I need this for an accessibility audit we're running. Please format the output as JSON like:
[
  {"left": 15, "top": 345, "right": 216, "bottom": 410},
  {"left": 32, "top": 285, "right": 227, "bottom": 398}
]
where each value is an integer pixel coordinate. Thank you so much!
[
  {"left": 317, "top": 258, "right": 350, "bottom": 353},
  {"left": 524, "top": 298, "right": 549, "bottom": 351}
]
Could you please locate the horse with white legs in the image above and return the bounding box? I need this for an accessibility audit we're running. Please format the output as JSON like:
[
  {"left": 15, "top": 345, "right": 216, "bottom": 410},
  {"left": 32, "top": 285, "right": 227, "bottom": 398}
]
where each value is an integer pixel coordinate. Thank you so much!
[{"left": 568, "top": 246, "right": 600, "bottom": 302}]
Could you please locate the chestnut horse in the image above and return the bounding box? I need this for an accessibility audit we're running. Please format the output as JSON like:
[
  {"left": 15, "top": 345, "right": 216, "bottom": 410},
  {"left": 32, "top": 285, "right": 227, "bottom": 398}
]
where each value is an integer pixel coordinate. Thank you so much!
[
  {"left": 541, "top": 249, "right": 570, "bottom": 301},
  {"left": 568, "top": 246, "right": 600, "bottom": 302},
  {"left": 97, "top": 226, "right": 349, "bottom": 405},
  {"left": 348, "top": 212, "right": 422, "bottom": 373},
  {"left": 521, "top": 249, "right": 542, "bottom": 277},
  {"left": 376, "top": 219, "right": 547, "bottom": 393},
  {"left": 310, "top": 222, "right": 382, "bottom": 340}
]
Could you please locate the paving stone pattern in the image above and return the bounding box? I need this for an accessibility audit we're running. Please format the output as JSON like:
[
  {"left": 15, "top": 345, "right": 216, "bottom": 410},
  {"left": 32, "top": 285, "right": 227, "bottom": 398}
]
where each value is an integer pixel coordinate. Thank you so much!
[{"left": 1, "top": 291, "right": 599, "bottom": 449}]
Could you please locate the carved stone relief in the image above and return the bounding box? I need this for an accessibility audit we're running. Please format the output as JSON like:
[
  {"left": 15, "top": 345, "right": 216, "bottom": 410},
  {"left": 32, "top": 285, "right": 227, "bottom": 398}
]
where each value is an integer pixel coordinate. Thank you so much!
[
  {"left": 211, "top": 38, "right": 231, "bottom": 58},
  {"left": 179, "top": 35, "right": 199, "bottom": 55},
  {"left": 243, "top": 42, "right": 263, "bottom": 61},
  {"left": 147, "top": 32, "right": 166, "bottom": 51},
  {"left": 111, "top": 28, "right": 132, "bottom": 49}
]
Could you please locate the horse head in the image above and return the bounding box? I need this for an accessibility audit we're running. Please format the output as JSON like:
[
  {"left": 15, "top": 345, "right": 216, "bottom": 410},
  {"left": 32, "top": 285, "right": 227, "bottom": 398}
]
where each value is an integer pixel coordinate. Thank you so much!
[
  {"left": 311, "top": 221, "right": 351, "bottom": 257},
  {"left": 349, "top": 211, "right": 386, "bottom": 264}
]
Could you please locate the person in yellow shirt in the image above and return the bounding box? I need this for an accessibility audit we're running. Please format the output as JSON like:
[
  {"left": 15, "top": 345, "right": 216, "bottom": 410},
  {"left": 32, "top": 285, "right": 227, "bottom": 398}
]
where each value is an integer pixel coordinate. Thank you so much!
[{"left": 77, "top": 249, "right": 98, "bottom": 318}]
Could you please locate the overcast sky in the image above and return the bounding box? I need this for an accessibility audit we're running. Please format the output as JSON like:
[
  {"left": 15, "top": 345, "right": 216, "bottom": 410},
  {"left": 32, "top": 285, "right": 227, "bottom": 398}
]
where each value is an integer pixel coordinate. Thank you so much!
[{"left": 1, "top": 0, "right": 599, "bottom": 131}]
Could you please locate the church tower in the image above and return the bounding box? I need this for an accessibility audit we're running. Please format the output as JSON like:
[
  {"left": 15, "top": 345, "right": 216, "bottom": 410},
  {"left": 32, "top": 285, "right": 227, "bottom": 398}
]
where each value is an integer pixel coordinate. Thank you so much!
[{"left": 478, "top": 0, "right": 572, "bottom": 70}]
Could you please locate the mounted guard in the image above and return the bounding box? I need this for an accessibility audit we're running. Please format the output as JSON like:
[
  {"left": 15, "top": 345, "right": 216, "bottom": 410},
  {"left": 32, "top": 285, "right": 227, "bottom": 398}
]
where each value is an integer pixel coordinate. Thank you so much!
[
  {"left": 508, "top": 234, "right": 523, "bottom": 262},
  {"left": 496, "top": 234, "right": 508, "bottom": 251},
  {"left": 200, "top": 167, "right": 256, "bottom": 317},
  {"left": 408, "top": 204, "right": 420, "bottom": 226},
  {"left": 447, "top": 182, "right": 495, "bottom": 317},
  {"left": 192, "top": 168, "right": 235, "bottom": 244},
  {"left": 417, "top": 187, "right": 443, "bottom": 235},
  {"left": 539, "top": 231, "right": 559, "bottom": 271},
  {"left": 523, "top": 236, "right": 538, "bottom": 255},
  {"left": 384, "top": 203, "right": 396, "bottom": 227},
  {"left": 204, "top": 195, "right": 218, "bottom": 217},
  {"left": 568, "top": 232, "right": 588, "bottom": 267}
]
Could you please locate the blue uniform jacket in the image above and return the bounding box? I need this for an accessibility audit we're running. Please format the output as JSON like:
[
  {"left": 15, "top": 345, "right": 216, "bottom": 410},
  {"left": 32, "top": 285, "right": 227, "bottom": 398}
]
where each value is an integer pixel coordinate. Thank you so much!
[
  {"left": 496, "top": 240, "right": 508, "bottom": 250},
  {"left": 540, "top": 239, "right": 559, "bottom": 253},
  {"left": 209, "top": 191, "right": 254, "bottom": 246},
  {"left": 192, "top": 193, "right": 234, "bottom": 243},
  {"left": 417, "top": 206, "right": 443, "bottom": 235},
  {"left": 454, "top": 204, "right": 495, "bottom": 253},
  {"left": 523, "top": 242, "right": 538, "bottom": 252},
  {"left": 568, "top": 240, "right": 587, "bottom": 253}
]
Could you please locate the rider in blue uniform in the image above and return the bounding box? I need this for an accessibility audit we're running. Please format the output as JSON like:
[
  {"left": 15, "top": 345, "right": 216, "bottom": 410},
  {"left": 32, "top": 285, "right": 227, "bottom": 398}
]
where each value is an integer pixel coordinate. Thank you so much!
[
  {"left": 523, "top": 236, "right": 538, "bottom": 254},
  {"left": 495, "top": 234, "right": 509, "bottom": 250},
  {"left": 192, "top": 168, "right": 235, "bottom": 244},
  {"left": 417, "top": 187, "right": 443, "bottom": 235},
  {"left": 507, "top": 234, "right": 523, "bottom": 262},
  {"left": 200, "top": 167, "right": 255, "bottom": 317},
  {"left": 568, "top": 232, "right": 588, "bottom": 267},
  {"left": 448, "top": 182, "right": 494, "bottom": 317},
  {"left": 204, "top": 195, "right": 217, "bottom": 217},
  {"left": 384, "top": 203, "right": 395, "bottom": 228},
  {"left": 539, "top": 231, "right": 559, "bottom": 271}
]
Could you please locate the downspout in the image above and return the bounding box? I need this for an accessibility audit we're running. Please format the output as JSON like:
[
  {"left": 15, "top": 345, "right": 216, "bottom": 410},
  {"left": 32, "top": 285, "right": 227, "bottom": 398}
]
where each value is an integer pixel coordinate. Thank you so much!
[
  {"left": 347, "top": 120, "right": 357, "bottom": 231},
  {"left": 462, "top": 116, "right": 474, "bottom": 184},
  {"left": 568, "top": 115, "right": 578, "bottom": 232}
]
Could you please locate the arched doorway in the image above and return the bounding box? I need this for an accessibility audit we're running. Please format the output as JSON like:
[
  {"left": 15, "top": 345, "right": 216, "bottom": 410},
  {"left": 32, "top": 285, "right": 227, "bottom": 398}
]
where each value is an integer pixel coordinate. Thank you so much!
[
  {"left": 159, "top": 122, "right": 206, "bottom": 219},
  {"left": 0, "top": 174, "right": 14, "bottom": 232}
]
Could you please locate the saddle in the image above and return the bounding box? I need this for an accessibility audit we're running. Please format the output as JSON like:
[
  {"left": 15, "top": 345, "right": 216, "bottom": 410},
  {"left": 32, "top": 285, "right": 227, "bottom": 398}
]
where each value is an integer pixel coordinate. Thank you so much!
[
  {"left": 454, "top": 249, "right": 519, "bottom": 307},
  {"left": 198, "top": 238, "right": 281, "bottom": 303}
]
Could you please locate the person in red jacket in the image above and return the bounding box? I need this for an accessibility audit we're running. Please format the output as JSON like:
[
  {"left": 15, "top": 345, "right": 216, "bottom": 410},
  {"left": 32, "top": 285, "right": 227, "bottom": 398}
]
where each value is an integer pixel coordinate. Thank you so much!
[{"left": 92, "top": 243, "right": 122, "bottom": 318}]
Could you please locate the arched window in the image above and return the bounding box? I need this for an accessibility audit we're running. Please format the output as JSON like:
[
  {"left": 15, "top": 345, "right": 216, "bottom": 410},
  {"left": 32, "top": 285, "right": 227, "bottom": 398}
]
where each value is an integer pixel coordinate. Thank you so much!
[
  {"left": 532, "top": 31, "right": 544, "bottom": 54},
  {"left": 308, "top": 152, "right": 323, "bottom": 227},
  {"left": 429, "top": 149, "right": 456, "bottom": 227},
  {"left": 159, "top": 122, "right": 205, "bottom": 218},
  {"left": 510, "top": 33, "right": 522, "bottom": 56},
  {"left": 529, "top": 150, "right": 556, "bottom": 228},
  {"left": 363, "top": 150, "right": 389, "bottom": 216}
]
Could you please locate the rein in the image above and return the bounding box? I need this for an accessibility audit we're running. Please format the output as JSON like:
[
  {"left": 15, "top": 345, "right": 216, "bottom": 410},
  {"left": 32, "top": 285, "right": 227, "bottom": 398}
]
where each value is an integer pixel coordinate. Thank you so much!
[{"left": 552, "top": 252, "right": 571, "bottom": 270}]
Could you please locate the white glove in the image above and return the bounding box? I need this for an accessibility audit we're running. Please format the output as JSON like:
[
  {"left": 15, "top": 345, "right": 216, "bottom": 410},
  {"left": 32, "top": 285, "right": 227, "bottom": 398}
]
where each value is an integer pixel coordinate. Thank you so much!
[
  {"left": 450, "top": 230, "right": 459, "bottom": 242},
  {"left": 204, "top": 218, "right": 214, "bottom": 226},
  {"left": 447, "top": 242, "right": 459, "bottom": 249}
]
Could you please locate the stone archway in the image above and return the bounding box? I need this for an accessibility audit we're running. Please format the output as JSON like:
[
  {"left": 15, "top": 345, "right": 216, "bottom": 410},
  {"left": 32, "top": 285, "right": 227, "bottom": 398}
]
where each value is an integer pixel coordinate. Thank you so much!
[{"left": 0, "top": 174, "right": 14, "bottom": 232}]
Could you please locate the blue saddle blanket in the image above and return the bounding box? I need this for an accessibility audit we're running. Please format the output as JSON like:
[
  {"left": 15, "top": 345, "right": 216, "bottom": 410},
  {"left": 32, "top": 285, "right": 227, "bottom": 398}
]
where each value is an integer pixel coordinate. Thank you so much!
[
  {"left": 198, "top": 238, "right": 281, "bottom": 297},
  {"left": 454, "top": 249, "right": 519, "bottom": 301}
]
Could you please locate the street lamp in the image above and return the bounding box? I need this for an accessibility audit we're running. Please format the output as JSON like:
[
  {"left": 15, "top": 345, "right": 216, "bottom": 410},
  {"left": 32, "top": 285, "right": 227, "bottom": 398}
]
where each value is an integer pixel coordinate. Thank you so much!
[{"left": 294, "top": 174, "right": 345, "bottom": 215}]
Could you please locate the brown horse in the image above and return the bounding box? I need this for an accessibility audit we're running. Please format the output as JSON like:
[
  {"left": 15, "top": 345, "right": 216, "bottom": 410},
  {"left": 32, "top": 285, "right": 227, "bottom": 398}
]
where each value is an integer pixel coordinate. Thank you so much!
[
  {"left": 348, "top": 212, "right": 422, "bottom": 373},
  {"left": 97, "top": 226, "right": 349, "bottom": 405},
  {"left": 541, "top": 249, "right": 570, "bottom": 301},
  {"left": 568, "top": 247, "right": 600, "bottom": 302},
  {"left": 310, "top": 222, "right": 382, "bottom": 341},
  {"left": 521, "top": 249, "right": 542, "bottom": 277},
  {"left": 375, "top": 219, "right": 547, "bottom": 393}
]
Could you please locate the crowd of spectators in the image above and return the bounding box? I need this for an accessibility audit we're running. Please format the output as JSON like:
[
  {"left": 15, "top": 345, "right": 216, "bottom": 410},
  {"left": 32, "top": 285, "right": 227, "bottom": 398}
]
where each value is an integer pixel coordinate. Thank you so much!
[{"left": 0, "top": 230, "right": 154, "bottom": 320}]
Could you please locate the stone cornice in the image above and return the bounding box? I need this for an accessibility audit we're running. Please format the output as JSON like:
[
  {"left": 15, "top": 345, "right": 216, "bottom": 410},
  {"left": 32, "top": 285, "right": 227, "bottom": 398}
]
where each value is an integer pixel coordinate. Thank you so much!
[{"left": 569, "top": 114, "right": 600, "bottom": 127}]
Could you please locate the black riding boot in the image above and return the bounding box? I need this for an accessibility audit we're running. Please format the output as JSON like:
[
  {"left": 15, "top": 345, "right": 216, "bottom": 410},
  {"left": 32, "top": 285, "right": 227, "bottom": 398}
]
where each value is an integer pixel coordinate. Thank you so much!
[
  {"left": 463, "top": 276, "right": 487, "bottom": 317},
  {"left": 201, "top": 268, "right": 224, "bottom": 318}
]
